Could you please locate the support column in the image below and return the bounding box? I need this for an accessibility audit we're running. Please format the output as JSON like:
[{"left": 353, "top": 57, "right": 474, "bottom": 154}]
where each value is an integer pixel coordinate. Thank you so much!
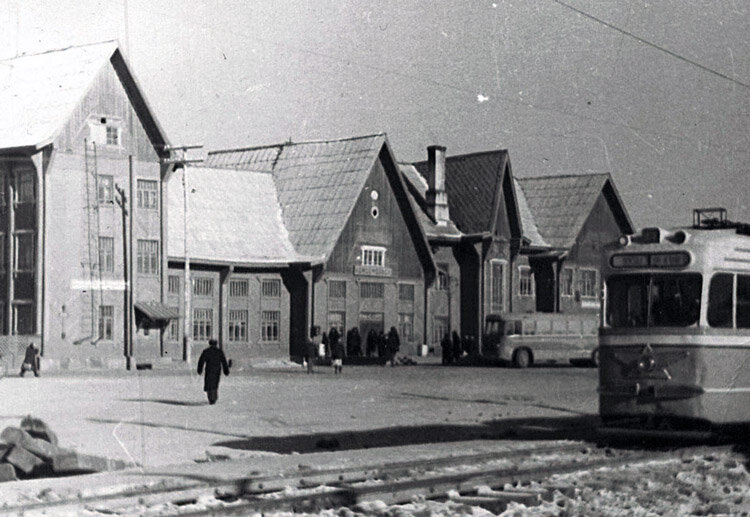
[{"left": 219, "top": 266, "right": 233, "bottom": 346}]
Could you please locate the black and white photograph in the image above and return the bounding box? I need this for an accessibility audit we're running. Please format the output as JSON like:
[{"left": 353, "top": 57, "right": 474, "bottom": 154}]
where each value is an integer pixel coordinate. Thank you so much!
[{"left": 0, "top": 1, "right": 748, "bottom": 515}]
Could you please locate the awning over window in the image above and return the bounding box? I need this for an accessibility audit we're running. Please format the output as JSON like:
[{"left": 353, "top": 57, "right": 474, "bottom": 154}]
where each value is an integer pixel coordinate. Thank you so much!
[{"left": 134, "top": 302, "right": 179, "bottom": 322}]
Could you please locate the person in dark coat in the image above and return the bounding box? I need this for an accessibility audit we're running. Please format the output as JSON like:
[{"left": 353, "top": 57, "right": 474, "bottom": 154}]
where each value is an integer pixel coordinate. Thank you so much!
[
  {"left": 452, "top": 331, "right": 462, "bottom": 363},
  {"left": 19, "top": 342, "right": 41, "bottom": 377},
  {"left": 331, "top": 331, "right": 345, "bottom": 374},
  {"left": 197, "top": 339, "right": 230, "bottom": 404},
  {"left": 350, "top": 327, "right": 362, "bottom": 357},
  {"left": 328, "top": 327, "right": 340, "bottom": 357},
  {"left": 386, "top": 327, "right": 400, "bottom": 366},
  {"left": 377, "top": 330, "right": 386, "bottom": 360},
  {"left": 441, "top": 333, "right": 453, "bottom": 365},
  {"left": 366, "top": 329, "right": 377, "bottom": 357}
]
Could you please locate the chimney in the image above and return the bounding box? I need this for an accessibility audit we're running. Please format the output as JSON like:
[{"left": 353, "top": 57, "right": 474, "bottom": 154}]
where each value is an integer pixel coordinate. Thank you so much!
[{"left": 425, "top": 145, "right": 450, "bottom": 225}]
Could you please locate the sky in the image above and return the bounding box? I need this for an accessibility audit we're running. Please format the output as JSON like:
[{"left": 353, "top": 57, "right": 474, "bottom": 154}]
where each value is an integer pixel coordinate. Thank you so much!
[{"left": 1, "top": 0, "right": 748, "bottom": 229}]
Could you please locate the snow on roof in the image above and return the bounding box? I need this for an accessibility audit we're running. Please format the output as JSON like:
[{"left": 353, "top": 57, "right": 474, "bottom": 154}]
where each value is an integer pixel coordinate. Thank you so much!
[
  {"left": 206, "top": 134, "right": 386, "bottom": 260},
  {"left": 168, "top": 166, "right": 304, "bottom": 265},
  {"left": 0, "top": 41, "right": 118, "bottom": 150}
]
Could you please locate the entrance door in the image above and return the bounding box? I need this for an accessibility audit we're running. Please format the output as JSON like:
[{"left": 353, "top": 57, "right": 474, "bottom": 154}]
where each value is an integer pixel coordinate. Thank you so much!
[{"left": 359, "top": 312, "right": 384, "bottom": 357}]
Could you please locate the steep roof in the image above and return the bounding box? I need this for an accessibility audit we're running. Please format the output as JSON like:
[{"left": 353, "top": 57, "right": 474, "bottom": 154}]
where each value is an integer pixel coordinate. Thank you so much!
[
  {"left": 412, "top": 150, "right": 509, "bottom": 234},
  {"left": 168, "top": 167, "right": 305, "bottom": 265},
  {"left": 515, "top": 173, "right": 634, "bottom": 249},
  {"left": 204, "top": 135, "right": 435, "bottom": 275},
  {"left": 0, "top": 41, "right": 169, "bottom": 153},
  {"left": 513, "top": 178, "right": 549, "bottom": 248},
  {"left": 399, "top": 163, "right": 462, "bottom": 240}
]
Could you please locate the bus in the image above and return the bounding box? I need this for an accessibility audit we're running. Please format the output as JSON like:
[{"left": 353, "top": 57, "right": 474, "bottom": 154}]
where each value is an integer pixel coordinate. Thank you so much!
[{"left": 483, "top": 312, "right": 599, "bottom": 368}]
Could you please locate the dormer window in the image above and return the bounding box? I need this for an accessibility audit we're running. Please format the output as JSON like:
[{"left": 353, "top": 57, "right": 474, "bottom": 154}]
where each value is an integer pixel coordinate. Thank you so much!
[{"left": 361, "top": 245, "right": 385, "bottom": 267}]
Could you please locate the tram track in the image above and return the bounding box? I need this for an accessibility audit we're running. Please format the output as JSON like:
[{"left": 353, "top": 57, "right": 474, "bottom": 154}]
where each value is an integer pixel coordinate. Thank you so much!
[{"left": 7, "top": 441, "right": 734, "bottom": 516}]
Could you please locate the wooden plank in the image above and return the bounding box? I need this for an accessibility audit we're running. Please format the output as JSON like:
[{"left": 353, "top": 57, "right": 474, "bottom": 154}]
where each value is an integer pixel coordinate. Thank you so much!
[
  {"left": 51, "top": 451, "right": 132, "bottom": 474},
  {"left": 1, "top": 426, "right": 62, "bottom": 461},
  {"left": 0, "top": 463, "right": 18, "bottom": 482},
  {"left": 5, "top": 445, "right": 44, "bottom": 474}
]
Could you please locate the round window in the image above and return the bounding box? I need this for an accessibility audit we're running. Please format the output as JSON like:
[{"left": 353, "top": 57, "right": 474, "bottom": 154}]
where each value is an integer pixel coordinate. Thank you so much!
[{"left": 371, "top": 206, "right": 379, "bottom": 219}]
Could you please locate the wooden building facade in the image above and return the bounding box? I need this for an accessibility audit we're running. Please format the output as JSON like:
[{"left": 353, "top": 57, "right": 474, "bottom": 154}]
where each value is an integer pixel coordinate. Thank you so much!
[{"left": 0, "top": 42, "right": 174, "bottom": 371}]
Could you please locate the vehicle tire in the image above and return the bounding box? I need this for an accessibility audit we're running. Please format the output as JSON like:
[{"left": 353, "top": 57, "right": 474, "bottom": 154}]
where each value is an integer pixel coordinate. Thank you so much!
[
  {"left": 591, "top": 348, "right": 600, "bottom": 368},
  {"left": 512, "top": 348, "right": 532, "bottom": 369}
]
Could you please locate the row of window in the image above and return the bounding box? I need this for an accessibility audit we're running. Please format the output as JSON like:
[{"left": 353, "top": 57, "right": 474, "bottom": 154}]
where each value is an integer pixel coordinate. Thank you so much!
[
  {"left": 328, "top": 281, "right": 416, "bottom": 300},
  {"left": 97, "top": 177, "right": 158, "bottom": 209},
  {"left": 166, "top": 309, "right": 280, "bottom": 343},
  {"left": 166, "top": 276, "right": 282, "bottom": 298},
  {"left": 0, "top": 170, "right": 36, "bottom": 206}
]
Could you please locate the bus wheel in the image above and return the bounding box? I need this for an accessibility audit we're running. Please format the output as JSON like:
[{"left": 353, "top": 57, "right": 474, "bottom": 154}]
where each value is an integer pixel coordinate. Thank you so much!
[
  {"left": 591, "top": 348, "right": 600, "bottom": 367},
  {"left": 512, "top": 348, "right": 532, "bottom": 368}
]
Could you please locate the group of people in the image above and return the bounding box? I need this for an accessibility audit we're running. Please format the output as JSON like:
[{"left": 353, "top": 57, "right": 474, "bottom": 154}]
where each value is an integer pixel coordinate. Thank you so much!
[
  {"left": 440, "top": 331, "right": 478, "bottom": 365},
  {"left": 304, "top": 325, "right": 402, "bottom": 373}
]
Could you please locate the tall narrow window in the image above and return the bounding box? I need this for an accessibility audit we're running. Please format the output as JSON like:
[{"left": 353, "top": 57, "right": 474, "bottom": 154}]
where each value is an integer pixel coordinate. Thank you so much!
[
  {"left": 360, "top": 282, "right": 384, "bottom": 299},
  {"left": 15, "top": 171, "right": 35, "bottom": 203},
  {"left": 579, "top": 269, "right": 598, "bottom": 298},
  {"left": 261, "top": 279, "right": 281, "bottom": 298},
  {"left": 193, "top": 278, "right": 213, "bottom": 296},
  {"left": 437, "top": 264, "right": 450, "bottom": 290},
  {"left": 98, "top": 175, "right": 114, "bottom": 204},
  {"left": 228, "top": 310, "right": 248, "bottom": 342},
  {"left": 519, "top": 266, "right": 535, "bottom": 297},
  {"left": 137, "top": 180, "right": 158, "bottom": 210},
  {"left": 230, "top": 279, "right": 248, "bottom": 297},
  {"left": 98, "top": 305, "right": 114, "bottom": 340},
  {"left": 168, "top": 317, "right": 181, "bottom": 341},
  {"left": 361, "top": 245, "right": 385, "bottom": 267},
  {"left": 490, "top": 260, "right": 505, "bottom": 313},
  {"left": 168, "top": 275, "right": 181, "bottom": 294},
  {"left": 98, "top": 237, "right": 114, "bottom": 272},
  {"left": 14, "top": 233, "right": 34, "bottom": 272},
  {"left": 13, "top": 303, "right": 35, "bottom": 335},
  {"left": 193, "top": 308, "right": 213, "bottom": 340},
  {"left": 137, "top": 240, "right": 159, "bottom": 274},
  {"left": 561, "top": 268, "right": 574, "bottom": 297},
  {"left": 329, "top": 280, "right": 346, "bottom": 299},
  {"left": 261, "top": 311, "right": 280, "bottom": 342}
]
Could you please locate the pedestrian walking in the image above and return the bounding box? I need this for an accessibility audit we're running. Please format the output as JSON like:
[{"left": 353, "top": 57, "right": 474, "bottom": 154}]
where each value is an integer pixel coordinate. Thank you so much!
[
  {"left": 386, "top": 326, "right": 400, "bottom": 366},
  {"left": 304, "top": 326, "right": 321, "bottom": 374},
  {"left": 197, "top": 339, "right": 230, "bottom": 404},
  {"left": 19, "top": 342, "right": 41, "bottom": 377},
  {"left": 331, "top": 331, "right": 345, "bottom": 374}
]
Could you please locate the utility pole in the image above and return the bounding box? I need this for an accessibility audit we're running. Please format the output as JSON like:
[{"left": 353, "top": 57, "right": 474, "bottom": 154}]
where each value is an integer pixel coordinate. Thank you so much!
[
  {"left": 115, "top": 182, "right": 130, "bottom": 370},
  {"left": 162, "top": 145, "right": 203, "bottom": 365}
]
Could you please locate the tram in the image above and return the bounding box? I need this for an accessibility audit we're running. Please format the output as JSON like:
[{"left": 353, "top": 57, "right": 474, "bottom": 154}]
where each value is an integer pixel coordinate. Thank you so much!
[{"left": 599, "top": 208, "right": 750, "bottom": 429}]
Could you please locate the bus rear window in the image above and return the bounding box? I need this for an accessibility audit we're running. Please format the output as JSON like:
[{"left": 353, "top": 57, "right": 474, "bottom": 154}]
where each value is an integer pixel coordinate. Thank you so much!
[{"left": 606, "top": 273, "right": 701, "bottom": 328}]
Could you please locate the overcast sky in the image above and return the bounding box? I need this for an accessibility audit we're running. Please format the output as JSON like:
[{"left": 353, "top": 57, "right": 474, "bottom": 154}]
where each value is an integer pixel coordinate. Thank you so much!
[{"left": 2, "top": 0, "right": 748, "bottom": 228}]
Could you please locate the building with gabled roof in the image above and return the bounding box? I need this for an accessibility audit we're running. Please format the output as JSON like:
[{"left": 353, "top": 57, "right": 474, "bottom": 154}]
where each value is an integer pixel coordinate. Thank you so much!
[
  {"left": 168, "top": 134, "right": 436, "bottom": 362},
  {"left": 0, "top": 41, "right": 175, "bottom": 370},
  {"left": 401, "top": 147, "right": 524, "bottom": 354},
  {"left": 514, "top": 173, "right": 634, "bottom": 314}
]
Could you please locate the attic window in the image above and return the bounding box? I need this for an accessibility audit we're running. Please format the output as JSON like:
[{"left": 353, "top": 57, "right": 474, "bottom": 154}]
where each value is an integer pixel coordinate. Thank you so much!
[
  {"left": 88, "top": 117, "right": 122, "bottom": 148},
  {"left": 361, "top": 245, "right": 385, "bottom": 267}
]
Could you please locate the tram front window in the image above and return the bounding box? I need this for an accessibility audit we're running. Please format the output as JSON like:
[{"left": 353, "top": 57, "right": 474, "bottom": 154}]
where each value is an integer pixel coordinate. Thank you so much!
[{"left": 607, "top": 273, "right": 702, "bottom": 328}]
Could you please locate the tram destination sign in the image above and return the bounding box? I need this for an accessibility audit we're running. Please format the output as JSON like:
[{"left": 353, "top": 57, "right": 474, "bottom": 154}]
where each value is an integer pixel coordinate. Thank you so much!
[{"left": 611, "top": 251, "right": 690, "bottom": 268}]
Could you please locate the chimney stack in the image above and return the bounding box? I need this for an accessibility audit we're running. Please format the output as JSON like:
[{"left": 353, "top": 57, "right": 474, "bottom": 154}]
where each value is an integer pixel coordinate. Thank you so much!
[{"left": 426, "top": 145, "right": 450, "bottom": 225}]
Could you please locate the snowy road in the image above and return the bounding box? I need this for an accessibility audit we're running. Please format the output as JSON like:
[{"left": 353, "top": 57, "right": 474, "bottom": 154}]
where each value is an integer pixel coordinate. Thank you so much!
[{"left": 1, "top": 362, "right": 598, "bottom": 467}]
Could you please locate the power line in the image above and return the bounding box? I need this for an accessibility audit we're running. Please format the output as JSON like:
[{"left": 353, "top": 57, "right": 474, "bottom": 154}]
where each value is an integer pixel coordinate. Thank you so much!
[{"left": 549, "top": 0, "right": 750, "bottom": 90}]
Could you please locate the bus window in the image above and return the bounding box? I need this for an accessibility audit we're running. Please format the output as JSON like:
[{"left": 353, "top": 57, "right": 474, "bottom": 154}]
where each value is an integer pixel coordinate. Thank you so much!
[
  {"left": 708, "top": 273, "right": 733, "bottom": 328},
  {"left": 738, "top": 275, "right": 750, "bottom": 328},
  {"left": 607, "top": 273, "right": 701, "bottom": 328}
]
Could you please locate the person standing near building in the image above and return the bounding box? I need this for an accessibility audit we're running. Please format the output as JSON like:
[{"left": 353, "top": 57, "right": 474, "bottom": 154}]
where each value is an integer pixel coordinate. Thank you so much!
[
  {"left": 304, "top": 326, "right": 321, "bottom": 374},
  {"left": 386, "top": 326, "right": 400, "bottom": 366},
  {"left": 19, "top": 343, "right": 41, "bottom": 377},
  {"left": 331, "top": 330, "right": 345, "bottom": 374},
  {"left": 197, "top": 339, "right": 230, "bottom": 405}
]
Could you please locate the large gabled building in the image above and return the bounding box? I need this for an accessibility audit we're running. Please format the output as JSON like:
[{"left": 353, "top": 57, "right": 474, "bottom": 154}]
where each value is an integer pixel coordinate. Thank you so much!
[
  {"left": 168, "top": 134, "right": 436, "bottom": 363},
  {"left": 0, "top": 42, "right": 174, "bottom": 371},
  {"left": 514, "top": 173, "right": 634, "bottom": 315},
  {"left": 401, "top": 147, "right": 524, "bottom": 353}
]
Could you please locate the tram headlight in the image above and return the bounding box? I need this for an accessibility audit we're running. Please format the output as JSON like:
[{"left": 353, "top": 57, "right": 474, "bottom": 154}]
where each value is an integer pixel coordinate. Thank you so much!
[
  {"left": 638, "top": 356, "right": 656, "bottom": 373},
  {"left": 618, "top": 235, "right": 631, "bottom": 247}
]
